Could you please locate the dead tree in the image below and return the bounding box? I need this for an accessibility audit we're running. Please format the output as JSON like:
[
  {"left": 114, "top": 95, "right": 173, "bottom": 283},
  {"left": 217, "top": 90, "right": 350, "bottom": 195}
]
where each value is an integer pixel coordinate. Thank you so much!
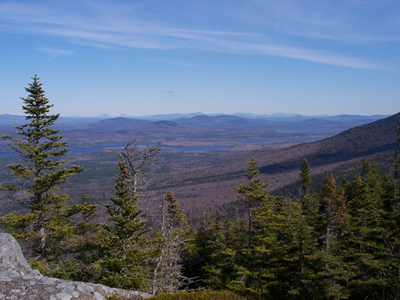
[
  {"left": 121, "top": 139, "right": 162, "bottom": 200},
  {"left": 149, "top": 192, "right": 192, "bottom": 295}
]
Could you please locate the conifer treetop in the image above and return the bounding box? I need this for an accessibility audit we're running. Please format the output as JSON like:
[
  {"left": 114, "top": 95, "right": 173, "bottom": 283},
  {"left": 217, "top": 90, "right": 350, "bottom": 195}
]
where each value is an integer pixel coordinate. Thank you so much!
[
  {"left": 299, "top": 158, "right": 313, "bottom": 197},
  {"left": 21, "top": 75, "right": 58, "bottom": 123},
  {"left": 0, "top": 75, "right": 83, "bottom": 210},
  {"left": 237, "top": 156, "right": 270, "bottom": 205}
]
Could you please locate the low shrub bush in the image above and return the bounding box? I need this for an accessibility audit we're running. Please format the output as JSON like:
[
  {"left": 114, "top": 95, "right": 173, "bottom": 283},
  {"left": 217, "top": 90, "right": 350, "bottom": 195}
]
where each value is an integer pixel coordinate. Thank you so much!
[{"left": 147, "top": 289, "right": 245, "bottom": 300}]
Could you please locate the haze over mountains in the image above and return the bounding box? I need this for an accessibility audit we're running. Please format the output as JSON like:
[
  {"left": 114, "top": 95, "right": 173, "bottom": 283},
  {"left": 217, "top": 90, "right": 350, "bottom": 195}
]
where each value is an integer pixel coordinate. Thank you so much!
[
  {"left": 0, "top": 112, "right": 388, "bottom": 125},
  {"left": 0, "top": 111, "right": 397, "bottom": 222},
  {"left": 124, "top": 112, "right": 397, "bottom": 222},
  {"left": 0, "top": 112, "right": 388, "bottom": 150},
  {"left": 92, "top": 112, "right": 388, "bottom": 121}
]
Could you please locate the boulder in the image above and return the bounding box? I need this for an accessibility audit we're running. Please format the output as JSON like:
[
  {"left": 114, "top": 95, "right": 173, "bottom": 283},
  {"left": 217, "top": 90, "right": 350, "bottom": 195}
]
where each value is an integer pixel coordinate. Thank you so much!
[
  {"left": 0, "top": 233, "right": 40, "bottom": 276},
  {"left": 0, "top": 233, "right": 150, "bottom": 300}
]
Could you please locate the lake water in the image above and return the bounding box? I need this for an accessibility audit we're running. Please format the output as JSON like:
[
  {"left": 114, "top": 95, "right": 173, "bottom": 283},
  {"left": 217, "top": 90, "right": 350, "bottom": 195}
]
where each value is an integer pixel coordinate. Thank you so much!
[
  {"left": 0, "top": 152, "right": 17, "bottom": 158},
  {"left": 164, "top": 144, "right": 233, "bottom": 152},
  {"left": 275, "top": 130, "right": 339, "bottom": 133},
  {"left": 240, "top": 138, "right": 321, "bottom": 144},
  {"left": 0, "top": 136, "right": 325, "bottom": 158},
  {"left": 0, "top": 143, "right": 233, "bottom": 157}
]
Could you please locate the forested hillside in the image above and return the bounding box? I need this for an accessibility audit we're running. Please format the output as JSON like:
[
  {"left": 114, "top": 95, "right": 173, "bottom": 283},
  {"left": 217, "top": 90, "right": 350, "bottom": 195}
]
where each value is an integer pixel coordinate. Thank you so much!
[
  {"left": 1, "top": 77, "right": 400, "bottom": 300},
  {"left": 141, "top": 112, "right": 398, "bottom": 222}
]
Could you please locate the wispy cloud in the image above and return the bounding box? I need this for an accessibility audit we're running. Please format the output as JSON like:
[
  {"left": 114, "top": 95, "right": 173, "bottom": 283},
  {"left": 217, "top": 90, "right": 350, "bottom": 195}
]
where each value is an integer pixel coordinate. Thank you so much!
[
  {"left": 209, "top": 39, "right": 391, "bottom": 71},
  {"left": 0, "top": 0, "right": 396, "bottom": 70},
  {"left": 245, "top": 0, "right": 400, "bottom": 43},
  {"left": 36, "top": 48, "right": 74, "bottom": 59}
]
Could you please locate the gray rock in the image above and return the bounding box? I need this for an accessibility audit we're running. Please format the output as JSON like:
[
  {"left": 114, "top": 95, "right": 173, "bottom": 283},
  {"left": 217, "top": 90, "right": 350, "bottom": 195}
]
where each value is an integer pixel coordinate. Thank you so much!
[
  {"left": 0, "top": 233, "right": 38, "bottom": 276},
  {"left": 0, "top": 233, "right": 150, "bottom": 299}
]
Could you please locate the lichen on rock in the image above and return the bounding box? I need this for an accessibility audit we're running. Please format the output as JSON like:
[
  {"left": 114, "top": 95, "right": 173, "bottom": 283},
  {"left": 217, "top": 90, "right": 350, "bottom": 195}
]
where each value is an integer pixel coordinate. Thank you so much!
[{"left": 0, "top": 233, "right": 149, "bottom": 300}]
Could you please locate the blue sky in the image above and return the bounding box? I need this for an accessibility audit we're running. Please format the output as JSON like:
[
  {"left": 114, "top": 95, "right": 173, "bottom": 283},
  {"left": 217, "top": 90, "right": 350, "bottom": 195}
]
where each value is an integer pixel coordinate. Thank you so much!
[{"left": 0, "top": 0, "right": 399, "bottom": 117}]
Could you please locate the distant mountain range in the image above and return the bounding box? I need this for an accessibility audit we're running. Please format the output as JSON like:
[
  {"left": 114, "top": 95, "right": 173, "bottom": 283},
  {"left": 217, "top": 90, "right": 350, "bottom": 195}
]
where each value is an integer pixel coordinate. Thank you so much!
[
  {"left": 257, "top": 112, "right": 399, "bottom": 175},
  {"left": 83, "top": 114, "right": 388, "bottom": 132},
  {"left": 1, "top": 110, "right": 398, "bottom": 221},
  {"left": 101, "top": 112, "right": 388, "bottom": 121},
  {"left": 145, "top": 112, "right": 400, "bottom": 219},
  {"left": 0, "top": 113, "right": 389, "bottom": 145},
  {"left": 1, "top": 112, "right": 394, "bottom": 163},
  {"left": 0, "top": 112, "right": 388, "bottom": 125}
]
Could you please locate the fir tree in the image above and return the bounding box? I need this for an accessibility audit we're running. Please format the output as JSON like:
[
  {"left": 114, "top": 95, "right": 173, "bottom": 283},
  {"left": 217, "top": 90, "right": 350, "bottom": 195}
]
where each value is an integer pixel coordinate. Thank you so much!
[
  {"left": 322, "top": 176, "right": 352, "bottom": 300},
  {"left": 297, "top": 158, "right": 324, "bottom": 236},
  {"left": 200, "top": 210, "right": 237, "bottom": 290},
  {"left": 393, "top": 118, "right": 400, "bottom": 180},
  {"left": 237, "top": 157, "right": 270, "bottom": 248},
  {"left": 68, "top": 194, "right": 102, "bottom": 282},
  {"left": 183, "top": 210, "right": 245, "bottom": 291},
  {"left": 96, "top": 154, "right": 150, "bottom": 290},
  {"left": 182, "top": 212, "right": 211, "bottom": 286},
  {"left": 392, "top": 118, "right": 400, "bottom": 210},
  {"left": 299, "top": 158, "right": 313, "bottom": 198},
  {"left": 343, "top": 161, "right": 399, "bottom": 299},
  {"left": 231, "top": 195, "right": 322, "bottom": 300},
  {"left": 0, "top": 75, "right": 93, "bottom": 270}
]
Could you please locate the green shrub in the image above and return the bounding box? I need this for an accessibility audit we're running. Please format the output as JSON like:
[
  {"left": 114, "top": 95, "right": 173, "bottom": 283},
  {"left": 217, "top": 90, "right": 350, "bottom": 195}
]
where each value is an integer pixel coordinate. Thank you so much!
[
  {"left": 147, "top": 289, "right": 245, "bottom": 300},
  {"left": 105, "top": 294, "right": 144, "bottom": 300}
]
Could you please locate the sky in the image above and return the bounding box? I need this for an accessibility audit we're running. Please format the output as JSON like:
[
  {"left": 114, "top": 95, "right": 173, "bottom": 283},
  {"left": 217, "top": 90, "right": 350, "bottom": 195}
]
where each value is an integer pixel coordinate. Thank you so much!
[{"left": 0, "top": 0, "right": 399, "bottom": 117}]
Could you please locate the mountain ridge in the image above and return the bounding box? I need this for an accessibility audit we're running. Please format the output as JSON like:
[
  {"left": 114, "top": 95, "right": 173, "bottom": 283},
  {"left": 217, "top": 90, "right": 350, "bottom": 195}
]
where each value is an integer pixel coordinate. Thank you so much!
[{"left": 142, "top": 112, "right": 400, "bottom": 221}]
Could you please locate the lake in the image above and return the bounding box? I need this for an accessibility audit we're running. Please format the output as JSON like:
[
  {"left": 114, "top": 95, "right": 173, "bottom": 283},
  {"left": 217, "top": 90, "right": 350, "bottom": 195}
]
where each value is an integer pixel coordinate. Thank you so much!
[
  {"left": 0, "top": 143, "right": 233, "bottom": 157},
  {"left": 0, "top": 137, "right": 325, "bottom": 158},
  {"left": 240, "top": 138, "right": 322, "bottom": 144}
]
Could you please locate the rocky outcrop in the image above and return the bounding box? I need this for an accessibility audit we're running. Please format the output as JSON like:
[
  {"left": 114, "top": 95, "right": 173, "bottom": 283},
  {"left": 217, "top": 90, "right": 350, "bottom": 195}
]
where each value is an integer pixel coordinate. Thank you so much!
[{"left": 0, "top": 233, "right": 150, "bottom": 300}]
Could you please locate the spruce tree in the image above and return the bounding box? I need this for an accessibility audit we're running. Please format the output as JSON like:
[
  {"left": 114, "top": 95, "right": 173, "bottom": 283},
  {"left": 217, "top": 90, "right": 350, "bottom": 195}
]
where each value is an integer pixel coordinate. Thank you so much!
[
  {"left": 322, "top": 176, "right": 352, "bottom": 299},
  {"left": 394, "top": 119, "right": 400, "bottom": 180},
  {"left": 200, "top": 210, "right": 236, "bottom": 290},
  {"left": 96, "top": 154, "right": 150, "bottom": 290},
  {"left": 0, "top": 75, "right": 88, "bottom": 265},
  {"left": 183, "top": 210, "right": 244, "bottom": 291},
  {"left": 297, "top": 158, "right": 324, "bottom": 236},
  {"left": 299, "top": 158, "right": 313, "bottom": 198},
  {"left": 181, "top": 212, "right": 211, "bottom": 287},
  {"left": 392, "top": 118, "right": 400, "bottom": 209},
  {"left": 343, "top": 161, "right": 398, "bottom": 299},
  {"left": 237, "top": 156, "right": 270, "bottom": 248}
]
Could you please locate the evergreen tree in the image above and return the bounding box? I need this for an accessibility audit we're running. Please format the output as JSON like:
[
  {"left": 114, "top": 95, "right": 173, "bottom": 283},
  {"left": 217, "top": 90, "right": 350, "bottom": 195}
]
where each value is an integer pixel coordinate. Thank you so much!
[
  {"left": 392, "top": 118, "right": 400, "bottom": 211},
  {"left": 65, "top": 193, "right": 102, "bottom": 282},
  {"left": 96, "top": 154, "right": 150, "bottom": 290},
  {"left": 181, "top": 212, "right": 211, "bottom": 286},
  {"left": 0, "top": 76, "right": 94, "bottom": 271},
  {"left": 318, "top": 160, "right": 400, "bottom": 299},
  {"left": 343, "top": 161, "right": 400, "bottom": 299},
  {"left": 231, "top": 159, "right": 322, "bottom": 299},
  {"left": 200, "top": 210, "right": 237, "bottom": 290},
  {"left": 299, "top": 158, "right": 313, "bottom": 198},
  {"left": 298, "top": 158, "right": 324, "bottom": 237},
  {"left": 237, "top": 157, "right": 270, "bottom": 248},
  {"left": 393, "top": 119, "right": 400, "bottom": 180},
  {"left": 182, "top": 210, "right": 245, "bottom": 291},
  {"left": 321, "top": 175, "right": 352, "bottom": 300},
  {"left": 231, "top": 195, "right": 321, "bottom": 299}
]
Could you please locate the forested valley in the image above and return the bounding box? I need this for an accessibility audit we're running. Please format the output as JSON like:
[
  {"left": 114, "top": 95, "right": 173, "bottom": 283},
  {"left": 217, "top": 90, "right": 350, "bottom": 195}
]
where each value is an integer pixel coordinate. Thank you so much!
[{"left": 1, "top": 77, "right": 400, "bottom": 300}]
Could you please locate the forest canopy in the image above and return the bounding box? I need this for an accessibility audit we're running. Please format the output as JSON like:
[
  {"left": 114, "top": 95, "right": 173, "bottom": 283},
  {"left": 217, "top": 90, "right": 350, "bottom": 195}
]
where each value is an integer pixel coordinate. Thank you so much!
[{"left": 1, "top": 76, "right": 400, "bottom": 300}]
